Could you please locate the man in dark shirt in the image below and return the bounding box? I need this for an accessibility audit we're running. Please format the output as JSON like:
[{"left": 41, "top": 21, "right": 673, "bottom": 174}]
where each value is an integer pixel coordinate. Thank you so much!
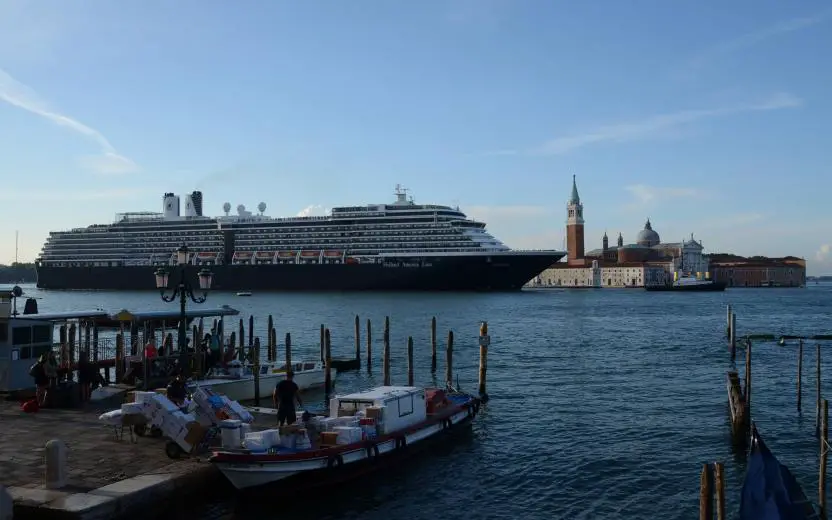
[{"left": 273, "top": 371, "right": 302, "bottom": 426}]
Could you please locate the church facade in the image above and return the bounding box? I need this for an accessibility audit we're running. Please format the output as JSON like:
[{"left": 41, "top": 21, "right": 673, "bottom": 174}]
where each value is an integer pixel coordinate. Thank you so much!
[{"left": 533, "top": 176, "right": 710, "bottom": 288}]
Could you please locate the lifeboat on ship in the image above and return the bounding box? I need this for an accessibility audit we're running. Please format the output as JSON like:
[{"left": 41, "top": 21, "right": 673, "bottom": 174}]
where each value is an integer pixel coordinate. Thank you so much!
[
  {"left": 232, "top": 252, "right": 253, "bottom": 265},
  {"left": 277, "top": 251, "right": 297, "bottom": 259},
  {"left": 323, "top": 250, "right": 342, "bottom": 259},
  {"left": 299, "top": 250, "right": 320, "bottom": 261},
  {"left": 195, "top": 252, "right": 220, "bottom": 264},
  {"left": 254, "top": 251, "right": 276, "bottom": 264}
]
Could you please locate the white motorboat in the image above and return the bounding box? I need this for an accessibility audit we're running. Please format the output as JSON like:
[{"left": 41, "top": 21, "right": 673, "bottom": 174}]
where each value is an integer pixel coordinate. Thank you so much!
[
  {"left": 210, "top": 385, "right": 481, "bottom": 491},
  {"left": 236, "top": 291, "right": 252, "bottom": 297},
  {"left": 194, "top": 360, "right": 336, "bottom": 402}
]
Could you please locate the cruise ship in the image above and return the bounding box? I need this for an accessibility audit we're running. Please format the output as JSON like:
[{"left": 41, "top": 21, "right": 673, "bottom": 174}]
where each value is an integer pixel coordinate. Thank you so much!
[{"left": 35, "top": 187, "right": 566, "bottom": 291}]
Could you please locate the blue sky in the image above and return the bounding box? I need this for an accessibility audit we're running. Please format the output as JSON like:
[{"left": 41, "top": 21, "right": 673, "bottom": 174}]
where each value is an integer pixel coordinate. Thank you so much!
[{"left": 1, "top": 0, "right": 830, "bottom": 273}]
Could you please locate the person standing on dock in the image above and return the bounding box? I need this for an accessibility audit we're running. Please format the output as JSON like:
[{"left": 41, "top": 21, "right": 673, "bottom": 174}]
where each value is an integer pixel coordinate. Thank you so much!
[
  {"left": 30, "top": 355, "right": 49, "bottom": 406},
  {"left": 77, "top": 352, "right": 95, "bottom": 403},
  {"left": 273, "top": 371, "right": 302, "bottom": 426}
]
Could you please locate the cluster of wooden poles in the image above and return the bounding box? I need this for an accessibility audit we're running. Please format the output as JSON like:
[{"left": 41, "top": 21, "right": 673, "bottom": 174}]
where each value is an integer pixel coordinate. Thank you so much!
[{"left": 699, "top": 304, "right": 831, "bottom": 519}]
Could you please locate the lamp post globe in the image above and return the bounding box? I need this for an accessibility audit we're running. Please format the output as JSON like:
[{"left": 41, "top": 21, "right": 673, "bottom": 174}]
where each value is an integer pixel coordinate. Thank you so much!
[{"left": 154, "top": 247, "right": 213, "bottom": 379}]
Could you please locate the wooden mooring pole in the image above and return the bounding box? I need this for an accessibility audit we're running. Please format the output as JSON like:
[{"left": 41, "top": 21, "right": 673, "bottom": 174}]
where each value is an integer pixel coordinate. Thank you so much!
[
  {"left": 745, "top": 339, "right": 752, "bottom": 421},
  {"left": 478, "top": 321, "right": 490, "bottom": 402},
  {"left": 366, "top": 318, "right": 372, "bottom": 372},
  {"left": 267, "top": 315, "right": 274, "bottom": 362},
  {"left": 699, "top": 461, "right": 726, "bottom": 520},
  {"left": 320, "top": 324, "right": 325, "bottom": 364},
  {"left": 324, "top": 329, "right": 332, "bottom": 394},
  {"left": 818, "top": 344, "right": 823, "bottom": 438},
  {"left": 383, "top": 316, "right": 391, "bottom": 386},
  {"left": 798, "top": 339, "right": 804, "bottom": 412},
  {"left": 699, "top": 463, "right": 713, "bottom": 520},
  {"left": 714, "top": 462, "right": 726, "bottom": 520},
  {"left": 354, "top": 315, "right": 361, "bottom": 366},
  {"left": 726, "top": 304, "right": 732, "bottom": 337},
  {"left": 730, "top": 312, "right": 737, "bottom": 361},
  {"left": 430, "top": 316, "right": 437, "bottom": 373},
  {"left": 821, "top": 398, "right": 829, "bottom": 519},
  {"left": 285, "top": 332, "right": 292, "bottom": 373},
  {"left": 445, "top": 330, "right": 454, "bottom": 388},
  {"left": 253, "top": 337, "right": 261, "bottom": 406},
  {"left": 407, "top": 336, "right": 414, "bottom": 386}
]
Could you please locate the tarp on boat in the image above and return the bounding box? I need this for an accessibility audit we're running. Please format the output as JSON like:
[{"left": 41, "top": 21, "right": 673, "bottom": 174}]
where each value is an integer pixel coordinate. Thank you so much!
[{"left": 739, "top": 424, "right": 818, "bottom": 520}]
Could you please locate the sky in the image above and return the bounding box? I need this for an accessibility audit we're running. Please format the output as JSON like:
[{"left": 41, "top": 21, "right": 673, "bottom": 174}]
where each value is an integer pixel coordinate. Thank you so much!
[{"left": 0, "top": 0, "right": 830, "bottom": 274}]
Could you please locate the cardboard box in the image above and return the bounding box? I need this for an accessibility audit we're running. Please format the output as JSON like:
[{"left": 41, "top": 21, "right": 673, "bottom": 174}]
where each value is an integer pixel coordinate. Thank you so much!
[
  {"left": 184, "top": 422, "right": 207, "bottom": 446},
  {"left": 320, "top": 431, "right": 339, "bottom": 446}
]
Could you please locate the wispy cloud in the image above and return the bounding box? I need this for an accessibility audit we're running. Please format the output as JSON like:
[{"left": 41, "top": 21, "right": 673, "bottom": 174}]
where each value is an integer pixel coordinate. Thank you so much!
[
  {"left": 496, "top": 93, "right": 802, "bottom": 157},
  {"left": 681, "top": 9, "right": 832, "bottom": 77},
  {"left": 0, "top": 67, "right": 138, "bottom": 175},
  {"left": 296, "top": 204, "right": 329, "bottom": 217},
  {"left": 817, "top": 244, "right": 831, "bottom": 263},
  {"left": 624, "top": 185, "right": 702, "bottom": 206}
]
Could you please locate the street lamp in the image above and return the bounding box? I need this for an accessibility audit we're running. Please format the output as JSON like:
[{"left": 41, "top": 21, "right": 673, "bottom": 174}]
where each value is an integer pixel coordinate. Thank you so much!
[{"left": 154, "top": 244, "right": 213, "bottom": 377}]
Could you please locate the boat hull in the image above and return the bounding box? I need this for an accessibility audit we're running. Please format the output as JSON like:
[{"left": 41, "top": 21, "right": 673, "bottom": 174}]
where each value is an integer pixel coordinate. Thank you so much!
[
  {"left": 211, "top": 401, "right": 477, "bottom": 491},
  {"left": 644, "top": 282, "right": 727, "bottom": 292},
  {"left": 198, "top": 368, "right": 333, "bottom": 402},
  {"left": 35, "top": 252, "right": 564, "bottom": 291}
]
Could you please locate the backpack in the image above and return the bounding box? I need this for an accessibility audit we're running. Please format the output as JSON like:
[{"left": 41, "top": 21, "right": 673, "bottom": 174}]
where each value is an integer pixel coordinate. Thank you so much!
[{"left": 28, "top": 363, "right": 40, "bottom": 378}]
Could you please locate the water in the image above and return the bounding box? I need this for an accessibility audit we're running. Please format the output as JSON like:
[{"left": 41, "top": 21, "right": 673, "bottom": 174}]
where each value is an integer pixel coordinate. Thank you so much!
[{"left": 19, "top": 284, "right": 832, "bottom": 519}]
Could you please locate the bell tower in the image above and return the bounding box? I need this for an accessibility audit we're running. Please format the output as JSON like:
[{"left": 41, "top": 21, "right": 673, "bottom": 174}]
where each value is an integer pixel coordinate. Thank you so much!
[{"left": 566, "top": 174, "right": 585, "bottom": 265}]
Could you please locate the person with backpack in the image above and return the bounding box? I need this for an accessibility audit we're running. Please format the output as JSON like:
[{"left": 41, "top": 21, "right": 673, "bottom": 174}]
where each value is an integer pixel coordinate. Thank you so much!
[{"left": 30, "top": 355, "right": 49, "bottom": 406}]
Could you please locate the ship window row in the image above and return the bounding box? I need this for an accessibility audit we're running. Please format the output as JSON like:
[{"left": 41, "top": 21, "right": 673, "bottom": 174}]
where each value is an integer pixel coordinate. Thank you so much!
[
  {"left": 45, "top": 221, "right": 463, "bottom": 241},
  {"left": 40, "top": 241, "right": 487, "bottom": 261},
  {"left": 49, "top": 213, "right": 480, "bottom": 237}
]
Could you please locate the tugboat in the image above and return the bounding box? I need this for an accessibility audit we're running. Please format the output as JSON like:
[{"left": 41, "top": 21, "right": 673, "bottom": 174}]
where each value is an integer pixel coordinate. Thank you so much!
[
  {"left": 644, "top": 271, "right": 726, "bottom": 292},
  {"left": 645, "top": 255, "right": 726, "bottom": 292}
]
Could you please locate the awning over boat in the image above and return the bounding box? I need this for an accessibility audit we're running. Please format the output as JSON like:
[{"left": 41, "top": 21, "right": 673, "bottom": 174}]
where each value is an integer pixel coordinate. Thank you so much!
[
  {"left": 739, "top": 424, "right": 819, "bottom": 520},
  {"left": 109, "top": 305, "right": 241, "bottom": 323}
]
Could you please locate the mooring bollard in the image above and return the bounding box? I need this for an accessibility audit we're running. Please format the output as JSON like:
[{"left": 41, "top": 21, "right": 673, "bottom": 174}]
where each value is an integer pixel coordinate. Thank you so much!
[
  {"left": 0, "top": 484, "right": 11, "bottom": 520},
  {"left": 44, "top": 439, "right": 68, "bottom": 490},
  {"left": 478, "top": 321, "right": 490, "bottom": 402}
]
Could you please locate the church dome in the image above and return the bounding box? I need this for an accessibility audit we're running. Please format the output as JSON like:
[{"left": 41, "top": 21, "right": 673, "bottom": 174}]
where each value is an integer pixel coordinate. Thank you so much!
[{"left": 636, "top": 219, "right": 661, "bottom": 247}]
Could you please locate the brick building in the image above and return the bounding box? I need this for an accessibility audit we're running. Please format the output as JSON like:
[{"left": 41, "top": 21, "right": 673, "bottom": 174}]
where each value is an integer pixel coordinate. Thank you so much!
[{"left": 709, "top": 254, "right": 806, "bottom": 287}]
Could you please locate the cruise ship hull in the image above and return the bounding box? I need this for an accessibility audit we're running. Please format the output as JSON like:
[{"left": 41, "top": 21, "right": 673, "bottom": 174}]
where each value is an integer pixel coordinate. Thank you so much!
[{"left": 36, "top": 253, "right": 565, "bottom": 292}]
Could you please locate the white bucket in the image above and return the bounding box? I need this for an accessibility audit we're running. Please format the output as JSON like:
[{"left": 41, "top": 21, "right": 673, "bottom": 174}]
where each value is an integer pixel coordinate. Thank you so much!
[{"left": 220, "top": 419, "right": 242, "bottom": 449}]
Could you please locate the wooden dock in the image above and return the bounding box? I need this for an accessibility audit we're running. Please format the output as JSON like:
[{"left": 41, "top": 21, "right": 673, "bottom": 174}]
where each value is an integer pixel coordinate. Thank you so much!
[{"left": 0, "top": 399, "right": 224, "bottom": 520}]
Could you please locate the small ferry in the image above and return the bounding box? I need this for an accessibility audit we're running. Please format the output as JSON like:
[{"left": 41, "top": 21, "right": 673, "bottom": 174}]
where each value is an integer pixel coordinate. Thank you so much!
[
  {"left": 196, "top": 360, "right": 335, "bottom": 402},
  {"left": 209, "top": 385, "right": 480, "bottom": 491}
]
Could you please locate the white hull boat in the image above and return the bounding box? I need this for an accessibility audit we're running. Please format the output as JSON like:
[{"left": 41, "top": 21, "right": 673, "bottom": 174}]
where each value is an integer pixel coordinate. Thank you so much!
[
  {"left": 195, "top": 360, "right": 335, "bottom": 402},
  {"left": 210, "top": 386, "right": 481, "bottom": 491}
]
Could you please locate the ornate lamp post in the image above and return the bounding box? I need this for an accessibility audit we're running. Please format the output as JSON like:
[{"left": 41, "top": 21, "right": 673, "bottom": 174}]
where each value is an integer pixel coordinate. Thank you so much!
[{"left": 154, "top": 245, "right": 213, "bottom": 377}]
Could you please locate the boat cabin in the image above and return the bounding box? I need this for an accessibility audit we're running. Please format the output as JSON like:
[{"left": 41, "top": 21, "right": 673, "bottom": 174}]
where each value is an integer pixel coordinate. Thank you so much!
[
  {"left": 330, "top": 386, "right": 426, "bottom": 435},
  {"left": 0, "top": 287, "right": 113, "bottom": 392}
]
